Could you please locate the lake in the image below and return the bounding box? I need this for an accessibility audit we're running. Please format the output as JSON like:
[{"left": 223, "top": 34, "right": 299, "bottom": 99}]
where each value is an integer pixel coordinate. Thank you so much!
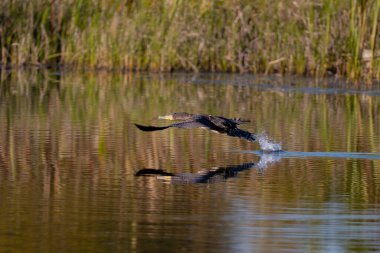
[{"left": 0, "top": 71, "right": 379, "bottom": 252}]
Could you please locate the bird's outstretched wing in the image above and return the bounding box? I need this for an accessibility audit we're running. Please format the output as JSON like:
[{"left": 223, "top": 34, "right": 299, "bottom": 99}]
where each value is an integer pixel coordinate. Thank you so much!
[
  {"left": 135, "top": 168, "right": 175, "bottom": 176},
  {"left": 134, "top": 124, "right": 171, "bottom": 131},
  {"left": 170, "top": 120, "right": 213, "bottom": 129},
  {"left": 135, "top": 120, "right": 211, "bottom": 132},
  {"left": 227, "top": 128, "right": 256, "bottom": 142}
]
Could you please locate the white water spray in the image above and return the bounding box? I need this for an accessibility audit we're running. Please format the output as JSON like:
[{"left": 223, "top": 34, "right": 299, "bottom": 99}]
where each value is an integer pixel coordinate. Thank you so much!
[
  {"left": 256, "top": 133, "right": 282, "bottom": 152},
  {"left": 256, "top": 153, "right": 282, "bottom": 169}
]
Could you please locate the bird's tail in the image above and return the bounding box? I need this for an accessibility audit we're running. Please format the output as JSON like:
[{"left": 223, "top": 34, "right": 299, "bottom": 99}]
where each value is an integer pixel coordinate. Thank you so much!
[
  {"left": 228, "top": 128, "right": 256, "bottom": 142},
  {"left": 134, "top": 123, "right": 171, "bottom": 132}
]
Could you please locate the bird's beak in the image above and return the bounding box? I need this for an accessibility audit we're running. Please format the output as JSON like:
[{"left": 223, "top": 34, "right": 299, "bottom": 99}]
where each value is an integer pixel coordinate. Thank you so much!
[{"left": 158, "top": 115, "right": 174, "bottom": 120}]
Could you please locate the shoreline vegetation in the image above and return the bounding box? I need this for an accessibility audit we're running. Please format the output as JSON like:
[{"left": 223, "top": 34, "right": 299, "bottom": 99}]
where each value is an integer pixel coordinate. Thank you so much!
[{"left": 1, "top": 0, "right": 379, "bottom": 80}]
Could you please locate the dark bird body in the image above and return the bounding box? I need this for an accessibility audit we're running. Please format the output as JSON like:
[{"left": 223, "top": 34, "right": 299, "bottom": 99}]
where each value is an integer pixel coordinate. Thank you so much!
[{"left": 135, "top": 112, "right": 256, "bottom": 142}]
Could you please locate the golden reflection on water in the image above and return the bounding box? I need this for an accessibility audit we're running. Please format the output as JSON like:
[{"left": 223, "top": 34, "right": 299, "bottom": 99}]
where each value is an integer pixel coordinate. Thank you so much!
[{"left": 0, "top": 71, "right": 379, "bottom": 252}]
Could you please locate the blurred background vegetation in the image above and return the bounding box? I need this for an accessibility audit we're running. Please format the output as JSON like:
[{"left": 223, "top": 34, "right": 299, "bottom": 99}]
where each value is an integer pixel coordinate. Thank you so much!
[{"left": 0, "top": 0, "right": 379, "bottom": 80}]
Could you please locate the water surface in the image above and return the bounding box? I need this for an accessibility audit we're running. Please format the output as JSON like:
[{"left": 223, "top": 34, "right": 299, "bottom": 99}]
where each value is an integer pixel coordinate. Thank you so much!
[{"left": 0, "top": 72, "right": 379, "bottom": 252}]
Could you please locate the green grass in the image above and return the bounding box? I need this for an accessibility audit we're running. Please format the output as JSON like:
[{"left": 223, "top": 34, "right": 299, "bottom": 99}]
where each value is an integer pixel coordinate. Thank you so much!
[{"left": 0, "top": 0, "right": 379, "bottom": 80}]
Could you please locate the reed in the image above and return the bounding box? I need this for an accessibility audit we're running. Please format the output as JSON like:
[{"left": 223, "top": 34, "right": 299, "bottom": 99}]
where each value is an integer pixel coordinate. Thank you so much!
[{"left": 0, "top": 0, "right": 379, "bottom": 80}]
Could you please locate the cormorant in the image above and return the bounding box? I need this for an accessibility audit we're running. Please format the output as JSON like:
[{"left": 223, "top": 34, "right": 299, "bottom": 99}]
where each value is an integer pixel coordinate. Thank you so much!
[{"left": 134, "top": 112, "right": 256, "bottom": 142}]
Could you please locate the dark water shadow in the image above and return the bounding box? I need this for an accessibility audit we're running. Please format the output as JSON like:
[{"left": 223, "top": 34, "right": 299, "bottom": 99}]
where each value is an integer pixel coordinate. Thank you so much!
[{"left": 135, "top": 153, "right": 281, "bottom": 184}]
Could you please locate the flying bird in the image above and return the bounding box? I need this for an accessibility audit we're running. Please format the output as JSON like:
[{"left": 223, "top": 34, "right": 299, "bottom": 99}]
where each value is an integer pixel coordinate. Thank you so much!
[{"left": 134, "top": 112, "right": 256, "bottom": 142}]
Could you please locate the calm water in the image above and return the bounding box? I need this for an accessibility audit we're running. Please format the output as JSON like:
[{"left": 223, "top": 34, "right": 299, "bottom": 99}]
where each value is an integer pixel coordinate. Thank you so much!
[{"left": 0, "top": 72, "right": 379, "bottom": 252}]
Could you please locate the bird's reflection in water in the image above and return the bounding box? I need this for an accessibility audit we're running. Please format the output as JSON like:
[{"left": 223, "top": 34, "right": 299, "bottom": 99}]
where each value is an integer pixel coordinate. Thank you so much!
[{"left": 135, "top": 153, "right": 282, "bottom": 184}]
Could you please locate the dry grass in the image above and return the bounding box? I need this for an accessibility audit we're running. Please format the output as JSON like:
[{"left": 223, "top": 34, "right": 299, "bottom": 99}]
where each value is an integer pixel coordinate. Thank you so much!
[{"left": 0, "top": 0, "right": 379, "bottom": 79}]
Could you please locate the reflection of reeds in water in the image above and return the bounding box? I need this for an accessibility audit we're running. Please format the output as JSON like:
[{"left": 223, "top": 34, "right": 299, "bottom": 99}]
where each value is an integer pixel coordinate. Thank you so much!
[
  {"left": 1, "top": 0, "right": 379, "bottom": 79},
  {"left": 0, "top": 72, "right": 379, "bottom": 253},
  {"left": 0, "top": 71, "right": 379, "bottom": 205}
]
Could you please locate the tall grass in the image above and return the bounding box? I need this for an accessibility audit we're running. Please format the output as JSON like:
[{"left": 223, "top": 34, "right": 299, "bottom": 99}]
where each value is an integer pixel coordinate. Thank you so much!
[{"left": 0, "top": 0, "right": 379, "bottom": 79}]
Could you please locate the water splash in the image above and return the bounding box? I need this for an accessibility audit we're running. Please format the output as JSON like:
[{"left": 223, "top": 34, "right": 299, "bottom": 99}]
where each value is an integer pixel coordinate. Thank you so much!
[
  {"left": 256, "top": 133, "right": 282, "bottom": 152},
  {"left": 256, "top": 153, "right": 282, "bottom": 169}
]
